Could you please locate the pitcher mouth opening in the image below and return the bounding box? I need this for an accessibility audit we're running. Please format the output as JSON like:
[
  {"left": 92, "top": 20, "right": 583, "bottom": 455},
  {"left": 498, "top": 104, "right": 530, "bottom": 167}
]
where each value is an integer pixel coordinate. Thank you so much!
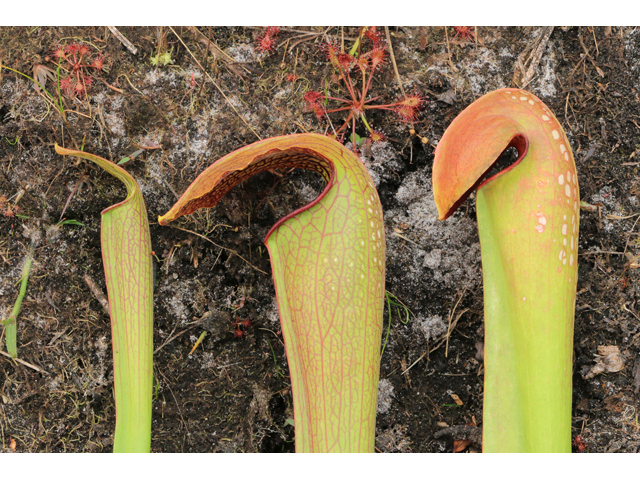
[{"left": 440, "top": 134, "right": 529, "bottom": 220}]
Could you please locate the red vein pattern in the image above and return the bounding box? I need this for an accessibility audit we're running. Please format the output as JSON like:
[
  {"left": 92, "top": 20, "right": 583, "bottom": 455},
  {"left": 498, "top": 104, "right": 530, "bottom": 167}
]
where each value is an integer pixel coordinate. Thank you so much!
[
  {"left": 55, "top": 145, "right": 153, "bottom": 453},
  {"left": 160, "top": 134, "right": 385, "bottom": 452},
  {"left": 433, "top": 89, "right": 579, "bottom": 452}
]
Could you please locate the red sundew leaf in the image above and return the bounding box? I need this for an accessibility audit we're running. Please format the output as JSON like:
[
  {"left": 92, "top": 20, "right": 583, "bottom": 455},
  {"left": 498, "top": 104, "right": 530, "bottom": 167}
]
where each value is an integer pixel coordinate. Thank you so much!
[
  {"left": 159, "top": 134, "right": 385, "bottom": 452},
  {"left": 92, "top": 56, "right": 104, "bottom": 70},
  {"left": 370, "top": 47, "right": 387, "bottom": 70},
  {"left": 369, "top": 129, "right": 386, "bottom": 144},
  {"left": 74, "top": 81, "right": 86, "bottom": 95},
  {"left": 256, "top": 26, "right": 279, "bottom": 53},
  {"left": 399, "top": 93, "right": 423, "bottom": 109},
  {"left": 336, "top": 52, "right": 355, "bottom": 70},
  {"left": 356, "top": 56, "right": 369, "bottom": 74},
  {"left": 453, "top": 26, "right": 475, "bottom": 41},
  {"left": 55, "top": 144, "right": 153, "bottom": 453},
  {"left": 432, "top": 89, "right": 579, "bottom": 452},
  {"left": 364, "top": 26, "right": 384, "bottom": 48},
  {"left": 303, "top": 90, "right": 324, "bottom": 106},
  {"left": 395, "top": 104, "right": 419, "bottom": 122},
  {"left": 257, "top": 35, "right": 276, "bottom": 53},
  {"left": 52, "top": 46, "right": 66, "bottom": 60},
  {"left": 321, "top": 41, "right": 339, "bottom": 58},
  {"left": 77, "top": 43, "right": 91, "bottom": 56}
]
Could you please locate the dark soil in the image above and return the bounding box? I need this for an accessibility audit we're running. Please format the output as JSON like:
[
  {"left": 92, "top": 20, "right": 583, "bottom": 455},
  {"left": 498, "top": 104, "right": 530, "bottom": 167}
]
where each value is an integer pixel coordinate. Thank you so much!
[{"left": 1, "top": 26, "right": 640, "bottom": 453}]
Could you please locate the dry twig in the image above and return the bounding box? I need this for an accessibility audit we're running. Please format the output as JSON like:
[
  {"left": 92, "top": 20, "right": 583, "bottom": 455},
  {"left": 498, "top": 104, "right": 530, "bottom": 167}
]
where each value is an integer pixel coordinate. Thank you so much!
[
  {"left": 154, "top": 326, "right": 196, "bottom": 354},
  {"left": 186, "top": 26, "right": 252, "bottom": 80},
  {"left": 83, "top": 274, "right": 110, "bottom": 316},
  {"left": 384, "top": 27, "right": 406, "bottom": 97},
  {"left": 444, "top": 27, "right": 459, "bottom": 73},
  {"left": 513, "top": 26, "right": 554, "bottom": 88},
  {"left": 401, "top": 306, "right": 470, "bottom": 375},
  {"left": 107, "top": 27, "right": 138, "bottom": 55},
  {"left": 0, "top": 350, "right": 48, "bottom": 374}
]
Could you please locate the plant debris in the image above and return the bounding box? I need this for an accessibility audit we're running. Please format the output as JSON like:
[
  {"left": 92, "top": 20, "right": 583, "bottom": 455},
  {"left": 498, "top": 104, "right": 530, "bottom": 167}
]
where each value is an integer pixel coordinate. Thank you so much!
[{"left": 583, "top": 345, "right": 626, "bottom": 379}]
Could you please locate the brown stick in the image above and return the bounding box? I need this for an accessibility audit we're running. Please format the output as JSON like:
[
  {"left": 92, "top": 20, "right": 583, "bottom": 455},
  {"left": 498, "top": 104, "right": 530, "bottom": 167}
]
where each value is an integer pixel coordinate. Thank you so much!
[
  {"left": 83, "top": 274, "right": 110, "bottom": 315},
  {"left": 384, "top": 27, "right": 406, "bottom": 97},
  {"left": 107, "top": 27, "right": 138, "bottom": 55},
  {"left": 0, "top": 350, "right": 48, "bottom": 374}
]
